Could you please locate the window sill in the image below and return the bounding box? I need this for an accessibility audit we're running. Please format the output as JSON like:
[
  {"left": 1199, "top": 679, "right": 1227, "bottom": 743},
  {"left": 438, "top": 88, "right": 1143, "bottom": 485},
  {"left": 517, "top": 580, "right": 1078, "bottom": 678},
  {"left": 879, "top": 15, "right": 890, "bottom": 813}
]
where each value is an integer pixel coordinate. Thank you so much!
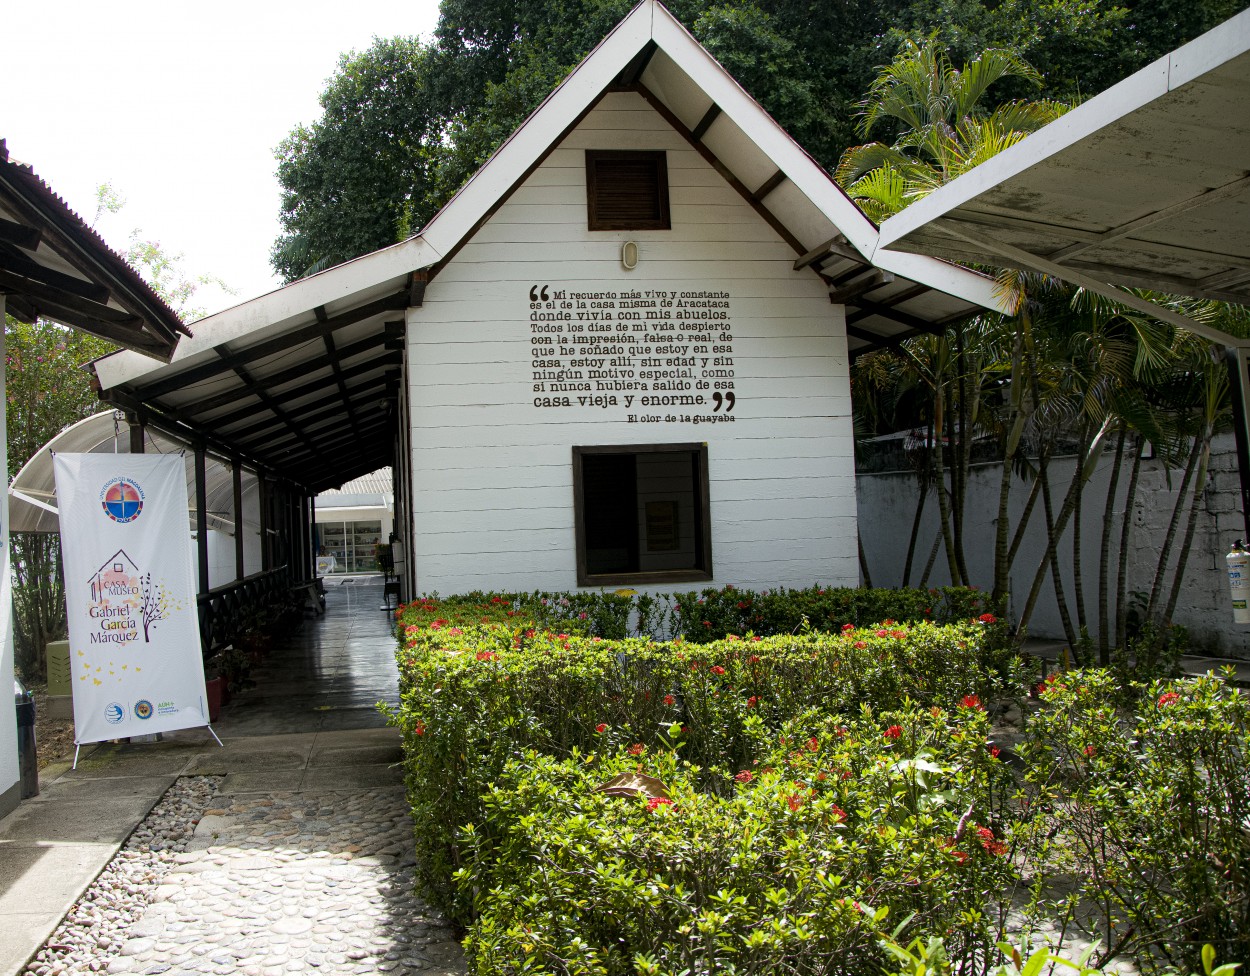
[{"left": 577, "top": 568, "right": 713, "bottom": 588}]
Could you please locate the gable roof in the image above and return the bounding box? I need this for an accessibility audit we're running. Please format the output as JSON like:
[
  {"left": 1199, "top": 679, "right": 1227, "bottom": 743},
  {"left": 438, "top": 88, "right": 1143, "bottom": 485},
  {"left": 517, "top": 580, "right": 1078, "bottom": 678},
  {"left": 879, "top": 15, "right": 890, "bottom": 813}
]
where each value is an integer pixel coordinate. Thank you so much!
[
  {"left": 91, "top": 0, "right": 1006, "bottom": 492},
  {"left": 0, "top": 140, "right": 187, "bottom": 360}
]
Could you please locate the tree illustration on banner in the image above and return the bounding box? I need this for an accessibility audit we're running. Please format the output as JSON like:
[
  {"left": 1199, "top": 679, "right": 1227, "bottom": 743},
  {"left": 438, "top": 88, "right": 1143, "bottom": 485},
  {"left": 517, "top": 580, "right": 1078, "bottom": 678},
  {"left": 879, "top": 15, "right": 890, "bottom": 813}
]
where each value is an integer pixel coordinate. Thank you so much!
[{"left": 138, "top": 572, "right": 176, "bottom": 642}]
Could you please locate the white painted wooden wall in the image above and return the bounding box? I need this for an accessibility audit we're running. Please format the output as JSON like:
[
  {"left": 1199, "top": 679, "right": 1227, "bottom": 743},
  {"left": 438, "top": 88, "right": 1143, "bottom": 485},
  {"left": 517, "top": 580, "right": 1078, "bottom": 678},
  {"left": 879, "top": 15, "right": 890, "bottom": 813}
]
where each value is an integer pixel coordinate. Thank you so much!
[{"left": 405, "top": 92, "right": 857, "bottom": 594}]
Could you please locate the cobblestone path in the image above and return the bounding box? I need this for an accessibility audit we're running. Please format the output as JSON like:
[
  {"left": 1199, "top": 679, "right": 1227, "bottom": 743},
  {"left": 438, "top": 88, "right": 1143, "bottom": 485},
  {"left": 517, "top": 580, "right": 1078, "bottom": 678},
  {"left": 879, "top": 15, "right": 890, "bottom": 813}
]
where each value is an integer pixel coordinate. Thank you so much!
[{"left": 108, "top": 787, "right": 465, "bottom": 976}]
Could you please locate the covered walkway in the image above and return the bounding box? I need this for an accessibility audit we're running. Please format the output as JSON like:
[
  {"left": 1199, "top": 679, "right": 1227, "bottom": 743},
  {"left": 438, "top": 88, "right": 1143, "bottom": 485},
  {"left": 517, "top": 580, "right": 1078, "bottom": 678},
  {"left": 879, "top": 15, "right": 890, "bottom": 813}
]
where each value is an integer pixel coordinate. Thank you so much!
[
  {"left": 0, "top": 581, "right": 433, "bottom": 976},
  {"left": 216, "top": 579, "right": 402, "bottom": 738}
]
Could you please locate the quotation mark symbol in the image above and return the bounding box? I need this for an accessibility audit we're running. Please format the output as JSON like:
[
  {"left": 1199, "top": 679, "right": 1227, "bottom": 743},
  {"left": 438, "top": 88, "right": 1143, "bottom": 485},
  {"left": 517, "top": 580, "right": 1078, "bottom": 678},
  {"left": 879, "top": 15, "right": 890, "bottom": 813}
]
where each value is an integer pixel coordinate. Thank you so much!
[
  {"left": 529, "top": 285, "right": 550, "bottom": 302},
  {"left": 712, "top": 392, "right": 736, "bottom": 412}
]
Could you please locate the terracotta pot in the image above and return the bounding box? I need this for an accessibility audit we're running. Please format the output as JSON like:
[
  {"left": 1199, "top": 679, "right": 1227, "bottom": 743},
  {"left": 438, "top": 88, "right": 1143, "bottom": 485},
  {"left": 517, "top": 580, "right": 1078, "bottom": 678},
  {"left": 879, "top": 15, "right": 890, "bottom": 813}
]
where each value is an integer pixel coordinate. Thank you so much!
[{"left": 206, "top": 676, "right": 225, "bottom": 722}]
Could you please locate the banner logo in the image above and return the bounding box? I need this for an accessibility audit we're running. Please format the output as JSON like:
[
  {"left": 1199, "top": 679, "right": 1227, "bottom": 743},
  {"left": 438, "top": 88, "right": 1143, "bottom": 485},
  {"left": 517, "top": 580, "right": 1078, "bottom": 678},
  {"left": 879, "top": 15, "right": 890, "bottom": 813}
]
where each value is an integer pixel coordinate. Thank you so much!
[
  {"left": 100, "top": 477, "right": 145, "bottom": 523},
  {"left": 104, "top": 702, "right": 125, "bottom": 725},
  {"left": 134, "top": 699, "right": 154, "bottom": 720}
]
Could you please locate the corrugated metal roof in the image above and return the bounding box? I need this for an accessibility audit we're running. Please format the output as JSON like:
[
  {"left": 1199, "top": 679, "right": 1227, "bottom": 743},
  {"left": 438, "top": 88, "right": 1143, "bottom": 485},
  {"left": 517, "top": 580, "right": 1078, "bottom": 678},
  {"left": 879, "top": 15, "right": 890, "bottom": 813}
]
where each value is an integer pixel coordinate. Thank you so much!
[
  {"left": 0, "top": 140, "right": 188, "bottom": 358},
  {"left": 317, "top": 468, "right": 392, "bottom": 501}
]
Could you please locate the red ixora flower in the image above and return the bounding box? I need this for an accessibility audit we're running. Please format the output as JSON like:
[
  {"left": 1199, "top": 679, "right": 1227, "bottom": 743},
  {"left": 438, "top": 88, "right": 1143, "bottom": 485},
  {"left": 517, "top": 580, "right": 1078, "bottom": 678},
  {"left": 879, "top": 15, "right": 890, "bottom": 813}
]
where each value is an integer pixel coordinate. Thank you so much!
[
  {"left": 1157, "top": 691, "right": 1181, "bottom": 707},
  {"left": 884, "top": 725, "right": 903, "bottom": 740},
  {"left": 854, "top": 641, "right": 867, "bottom": 649},
  {"left": 414, "top": 720, "right": 426, "bottom": 736},
  {"left": 595, "top": 723, "right": 608, "bottom": 734},
  {"left": 1084, "top": 744, "right": 1097, "bottom": 757},
  {"left": 735, "top": 770, "right": 753, "bottom": 783},
  {"left": 647, "top": 796, "right": 673, "bottom": 811},
  {"left": 710, "top": 665, "right": 727, "bottom": 675},
  {"left": 475, "top": 650, "right": 497, "bottom": 661},
  {"left": 663, "top": 694, "right": 676, "bottom": 706},
  {"left": 841, "top": 623, "right": 855, "bottom": 632},
  {"left": 747, "top": 695, "right": 759, "bottom": 709},
  {"left": 978, "top": 613, "right": 998, "bottom": 624},
  {"left": 806, "top": 737, "right": 819, "bottom": 752},
  {"left": 628, "top": 743, "right": 645, "bottom": 756},
  {"left": 960, "top": 694, "right": 984, "bottom": 710},
  {"left": 977, "top": 826, "right": 1009, "bottom": 856},
  {"left": 987, "top": 745, "right": 1001, "bottom": 759}
]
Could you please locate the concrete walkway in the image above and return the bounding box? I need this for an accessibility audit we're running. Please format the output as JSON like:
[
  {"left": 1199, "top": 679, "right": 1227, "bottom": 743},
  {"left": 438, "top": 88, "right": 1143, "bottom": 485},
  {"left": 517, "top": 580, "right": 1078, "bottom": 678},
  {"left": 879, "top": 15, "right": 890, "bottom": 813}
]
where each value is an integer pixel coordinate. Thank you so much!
[{"left": 0, "top": 580, "right": 465, "bottom": 976}]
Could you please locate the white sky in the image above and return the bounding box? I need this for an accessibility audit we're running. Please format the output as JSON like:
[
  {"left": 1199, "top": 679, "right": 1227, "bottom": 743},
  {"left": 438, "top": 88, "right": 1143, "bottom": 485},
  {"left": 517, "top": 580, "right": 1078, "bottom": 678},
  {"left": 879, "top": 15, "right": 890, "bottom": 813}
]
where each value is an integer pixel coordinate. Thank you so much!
[{"left": 2, "top": 0, "right": 442, "bottom": 318}]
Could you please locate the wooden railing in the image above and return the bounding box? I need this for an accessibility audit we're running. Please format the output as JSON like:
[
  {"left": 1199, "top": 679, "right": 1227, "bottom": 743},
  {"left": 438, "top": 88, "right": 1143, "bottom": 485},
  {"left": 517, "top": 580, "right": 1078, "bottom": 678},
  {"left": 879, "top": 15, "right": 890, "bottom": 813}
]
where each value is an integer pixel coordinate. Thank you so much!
[{"left": 196, "top": 565, "right": 294, "bottom": 659}]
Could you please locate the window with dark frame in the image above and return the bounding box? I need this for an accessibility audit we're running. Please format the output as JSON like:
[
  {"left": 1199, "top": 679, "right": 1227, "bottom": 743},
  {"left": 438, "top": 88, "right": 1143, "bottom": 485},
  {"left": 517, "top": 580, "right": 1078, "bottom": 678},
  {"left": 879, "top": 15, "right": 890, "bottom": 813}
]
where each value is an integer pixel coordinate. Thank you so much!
[
  {"left": 573, "top": 443, "right": 712, "bottom": 586},
  {"left": 585, "top": 150, "right": 670, "bottom": 231}
]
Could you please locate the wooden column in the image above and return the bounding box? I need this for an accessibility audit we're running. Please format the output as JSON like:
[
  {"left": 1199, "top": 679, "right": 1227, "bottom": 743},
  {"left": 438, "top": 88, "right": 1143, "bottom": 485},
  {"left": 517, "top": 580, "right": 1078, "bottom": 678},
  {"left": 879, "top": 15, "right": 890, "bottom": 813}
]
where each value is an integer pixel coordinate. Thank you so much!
[
  {"left": 309, "top": 495, "right": 318, "bottom": 575},
  {"left": 127, "top": 411, "right": 145, "bottom": 454},
  {"left": 258, "top": 477, "right": 270, "bottom": 572},
  {"left": 194, "top": 444, "right": 209, "bottom": 595},
  {"left": 232, "top": 458, "right": 245, "bottom": 582}
]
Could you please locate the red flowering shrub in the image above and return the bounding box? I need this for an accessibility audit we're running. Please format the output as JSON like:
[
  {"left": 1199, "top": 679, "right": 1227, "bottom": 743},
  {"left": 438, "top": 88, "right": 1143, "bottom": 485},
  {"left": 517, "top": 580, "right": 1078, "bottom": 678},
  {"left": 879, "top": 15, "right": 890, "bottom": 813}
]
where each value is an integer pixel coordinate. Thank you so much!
[
  {"left": 1020, "top": 670, "right": 1250, "bottom": 969},
  {"left": 460, "top": 704, "right": 1011, "bottom": 973}
]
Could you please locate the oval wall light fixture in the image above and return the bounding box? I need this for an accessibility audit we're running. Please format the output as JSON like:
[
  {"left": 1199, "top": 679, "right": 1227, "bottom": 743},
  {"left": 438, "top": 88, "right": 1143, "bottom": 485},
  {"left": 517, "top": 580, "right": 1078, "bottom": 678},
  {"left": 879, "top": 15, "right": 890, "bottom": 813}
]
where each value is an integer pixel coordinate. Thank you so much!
[{"left": 621, "top": 240, "right": 639, "bottom": 270}]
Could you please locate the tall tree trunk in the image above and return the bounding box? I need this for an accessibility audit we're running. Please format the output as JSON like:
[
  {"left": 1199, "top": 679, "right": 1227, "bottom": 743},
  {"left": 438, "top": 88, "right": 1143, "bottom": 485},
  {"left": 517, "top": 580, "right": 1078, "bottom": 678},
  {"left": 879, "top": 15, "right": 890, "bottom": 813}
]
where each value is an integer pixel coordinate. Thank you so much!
[
  {"left": 952, "top": 330, "right": 971, "bottom": 586},
  {"left": 1116, "top": 439, "right": 1144, "bottom": 649},
  {"left": 1163, "top": 422, "right": 1214, "bottom": 624},
  {"left": 902, "top": 475, "right": 929, "bottom": 587},
  {"left": 993, "top": 327, "right": 1029, "bottom": 605},
  {"left": 1098, "top": 423, "right": 1127, "bottom": 665},
  {"left": 1146, "top": 432, "right": 1203, "bottom": 625},
  {"left": 1039, "top": 452, "right": 1079, "bottom": 650},
  {"left": 858, "top": 533, "right": 874, "bottom": 588},
  {"left": 919, "top": 530, "right": 943, "bottom": 588},
  {"left": 1071, "top": 418, "right": 1091, "bottom": 638},
  {"left": 992, "top": 448, "right": 1016, "bottom": 604},
  {"left": 932, "top": 385, "right": 962, "bottom": 586},
  {"left": 1007, "top": 469, "right": 1044, "bottom": 567}
]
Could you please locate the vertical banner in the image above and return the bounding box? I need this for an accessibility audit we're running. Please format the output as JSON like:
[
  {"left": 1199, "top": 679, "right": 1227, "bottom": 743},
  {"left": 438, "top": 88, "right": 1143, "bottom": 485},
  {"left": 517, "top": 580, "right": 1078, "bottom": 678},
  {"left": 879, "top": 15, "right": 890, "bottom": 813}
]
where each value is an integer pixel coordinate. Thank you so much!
[{"left": 54, "top": 453, "right": 209, "bottom": 744}]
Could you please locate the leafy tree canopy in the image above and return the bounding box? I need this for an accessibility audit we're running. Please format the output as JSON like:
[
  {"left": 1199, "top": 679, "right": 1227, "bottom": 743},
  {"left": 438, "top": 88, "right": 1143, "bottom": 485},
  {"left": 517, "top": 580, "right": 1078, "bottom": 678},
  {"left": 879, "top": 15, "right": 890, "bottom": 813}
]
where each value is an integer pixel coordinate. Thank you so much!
[{"left": 272, "top": 0, "right": 1249, "bottom": 282}]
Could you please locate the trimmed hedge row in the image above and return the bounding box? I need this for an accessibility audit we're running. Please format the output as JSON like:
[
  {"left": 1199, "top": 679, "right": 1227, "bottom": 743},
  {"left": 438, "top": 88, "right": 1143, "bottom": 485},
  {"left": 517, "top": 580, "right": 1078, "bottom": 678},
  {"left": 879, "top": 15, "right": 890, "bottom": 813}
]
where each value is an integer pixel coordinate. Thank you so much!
[
  {"left": 462, "top": 705, "right": 1015, "bottom": 974},
  {"left": 392, "top": 583, "right": 1000, "bottom": 642},
  {"left": 390, "top": 612, "right": 1029, "bottom": 940}
]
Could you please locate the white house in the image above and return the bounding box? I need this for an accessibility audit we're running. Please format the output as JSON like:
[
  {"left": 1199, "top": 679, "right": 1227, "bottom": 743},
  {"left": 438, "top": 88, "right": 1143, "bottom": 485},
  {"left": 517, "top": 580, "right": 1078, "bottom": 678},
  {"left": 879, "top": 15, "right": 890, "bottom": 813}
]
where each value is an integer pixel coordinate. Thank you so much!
[{"left": 89, "top": 0, "right": 1006, "bottom": 601}]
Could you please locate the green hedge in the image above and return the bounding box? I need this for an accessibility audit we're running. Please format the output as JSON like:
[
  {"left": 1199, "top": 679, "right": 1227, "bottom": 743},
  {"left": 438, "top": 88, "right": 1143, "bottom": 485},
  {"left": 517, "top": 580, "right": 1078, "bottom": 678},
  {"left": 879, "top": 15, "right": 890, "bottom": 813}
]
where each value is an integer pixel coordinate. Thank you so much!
[
  {"left": 461, "top": 706, "right": 1015, "bottom": 974},
  {"left": 391, "top": 615, "right": 1029, "bottom": 936},
  {"left": 392, "top": 583, "right": 1000, "bottom": 643}
]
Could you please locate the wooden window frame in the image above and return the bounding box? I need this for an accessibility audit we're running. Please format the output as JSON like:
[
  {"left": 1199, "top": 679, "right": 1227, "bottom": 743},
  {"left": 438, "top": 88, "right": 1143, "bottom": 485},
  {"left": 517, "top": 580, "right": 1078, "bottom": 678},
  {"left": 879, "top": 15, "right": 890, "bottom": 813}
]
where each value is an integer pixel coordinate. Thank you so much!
[
  {"left": 572, "top": 442, "right": 712, "bottom": 587},
  {"left": 585, "top": 150, "right": 671, "bottom": 231}
]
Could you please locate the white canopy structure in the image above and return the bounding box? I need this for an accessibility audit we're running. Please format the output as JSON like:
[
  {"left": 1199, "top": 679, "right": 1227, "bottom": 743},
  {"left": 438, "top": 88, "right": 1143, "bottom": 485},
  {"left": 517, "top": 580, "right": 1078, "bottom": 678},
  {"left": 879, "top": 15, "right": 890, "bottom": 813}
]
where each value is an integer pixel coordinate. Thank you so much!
[
  {"left": 8, "top": 411, "right": 260, "bottom": 536},
  {"left": 876, "top": 7, "right": 1250, "bottom": 347}
]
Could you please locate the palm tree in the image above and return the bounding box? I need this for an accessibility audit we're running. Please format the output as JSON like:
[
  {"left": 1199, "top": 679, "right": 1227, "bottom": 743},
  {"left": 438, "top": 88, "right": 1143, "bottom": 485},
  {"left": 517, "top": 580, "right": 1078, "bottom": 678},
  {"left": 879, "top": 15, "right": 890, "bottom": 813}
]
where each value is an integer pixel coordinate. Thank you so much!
[{"left": 836, "top": 41, "right": 1069, "bottom": 221}]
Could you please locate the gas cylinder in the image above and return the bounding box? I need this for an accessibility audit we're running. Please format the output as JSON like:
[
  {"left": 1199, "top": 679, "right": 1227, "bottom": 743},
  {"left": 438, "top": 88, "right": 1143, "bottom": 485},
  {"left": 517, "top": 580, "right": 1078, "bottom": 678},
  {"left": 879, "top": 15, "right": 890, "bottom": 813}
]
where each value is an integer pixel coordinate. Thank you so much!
[{"left": 1227, "top": 539, "right": 1250, "bottom": 623}]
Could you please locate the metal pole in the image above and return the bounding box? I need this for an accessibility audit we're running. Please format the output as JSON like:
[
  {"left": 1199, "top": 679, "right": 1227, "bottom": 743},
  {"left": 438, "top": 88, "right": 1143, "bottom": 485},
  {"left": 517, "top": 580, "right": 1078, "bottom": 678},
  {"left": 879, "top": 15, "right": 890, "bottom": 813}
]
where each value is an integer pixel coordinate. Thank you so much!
[
  {"left": 1223, "top": 346, "right": 1250, "bottom": 540},
  {"left": 195, "top": 444, "right": 209, "bottom": 596},
  {"left": 233, "top": 458, "right": 245, "bottom": 582}
]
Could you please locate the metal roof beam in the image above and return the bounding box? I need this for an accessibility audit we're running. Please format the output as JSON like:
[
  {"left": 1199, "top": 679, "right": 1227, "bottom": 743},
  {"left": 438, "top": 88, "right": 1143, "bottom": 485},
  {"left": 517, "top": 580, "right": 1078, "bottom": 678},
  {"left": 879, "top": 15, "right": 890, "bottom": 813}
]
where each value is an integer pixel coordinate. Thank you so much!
[
  {"left": 935, "top": 222, "right": 1249, "bottom": 348},
  {"left": 1047, "top": 173, "right": 1250, "bottom": 264},
  {"left": 168, "top": 328, "right": 402, "bottom": 419},
  {"left": 0, "top": 246, "right": 111, "bottom": 303},
  {"left": 222, "top": 375, "right": 394, "bottom": 442},
  {"left": 195, "top": 355, "right": 401, "bottom": 430},
  {"left": 0, "top": 216, "right": 40, "bottom": 250}
]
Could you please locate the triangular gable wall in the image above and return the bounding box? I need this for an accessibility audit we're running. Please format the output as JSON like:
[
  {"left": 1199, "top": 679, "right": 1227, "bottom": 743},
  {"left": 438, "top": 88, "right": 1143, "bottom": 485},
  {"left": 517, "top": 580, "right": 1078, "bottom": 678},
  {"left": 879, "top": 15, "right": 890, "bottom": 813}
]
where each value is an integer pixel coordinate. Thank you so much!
[{"left": 402, "top": 88, "right": 857, "bottom": 592}]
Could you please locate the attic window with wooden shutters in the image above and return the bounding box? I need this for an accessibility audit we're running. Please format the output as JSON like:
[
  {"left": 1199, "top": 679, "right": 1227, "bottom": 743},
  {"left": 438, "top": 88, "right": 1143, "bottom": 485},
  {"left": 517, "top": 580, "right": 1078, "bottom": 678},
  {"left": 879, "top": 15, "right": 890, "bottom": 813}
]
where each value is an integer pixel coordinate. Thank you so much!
[{"left": 585, "top": 150, "right": 670, "bottom": 230}]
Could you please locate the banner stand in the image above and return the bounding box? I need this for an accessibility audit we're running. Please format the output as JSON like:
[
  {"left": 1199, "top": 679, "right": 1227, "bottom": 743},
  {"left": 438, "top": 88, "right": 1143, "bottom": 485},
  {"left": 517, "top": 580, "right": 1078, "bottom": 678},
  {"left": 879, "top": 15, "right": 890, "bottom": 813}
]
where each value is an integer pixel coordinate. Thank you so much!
[
  {"left": 54, "top": 453, "right": 220, "bottom": 755},
  {"left": 71, "top": 724, "right": 223, "bottom": 770}
]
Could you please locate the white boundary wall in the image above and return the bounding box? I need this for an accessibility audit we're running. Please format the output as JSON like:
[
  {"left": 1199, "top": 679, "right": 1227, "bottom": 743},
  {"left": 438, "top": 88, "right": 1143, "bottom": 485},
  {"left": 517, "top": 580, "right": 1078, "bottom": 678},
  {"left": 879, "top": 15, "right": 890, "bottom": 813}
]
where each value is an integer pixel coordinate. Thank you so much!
[
  {"left": 857, "top": 432, "right": 1250, "bottom": 656},
  {"left": 406, "top": 92, "right": 858, "bottom": 594}
]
